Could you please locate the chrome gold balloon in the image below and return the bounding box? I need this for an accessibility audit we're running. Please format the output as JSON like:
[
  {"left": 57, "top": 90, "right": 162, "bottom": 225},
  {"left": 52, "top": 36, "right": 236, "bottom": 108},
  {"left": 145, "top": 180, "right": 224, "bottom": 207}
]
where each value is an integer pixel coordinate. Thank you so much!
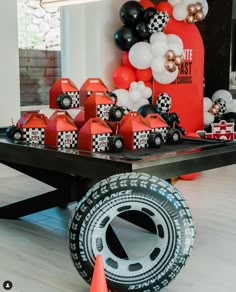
[
  {"left": 165, "top": 61, "right": 176, "bottom": 73},
  {"left": 187, "top": 4, "right": 197, "bottom": 15},
  {"left": 175, "top": 55, "right": 183, "bottom": 66},
  {"left": 165, "top": 50, "right": 176, "bottom": 61}
]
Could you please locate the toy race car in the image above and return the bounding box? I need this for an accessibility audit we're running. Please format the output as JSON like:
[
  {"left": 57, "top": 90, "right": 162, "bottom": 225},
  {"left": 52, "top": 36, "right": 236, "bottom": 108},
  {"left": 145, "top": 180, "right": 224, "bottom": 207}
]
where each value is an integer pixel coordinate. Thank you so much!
[{"left": 6, "top": 112, "right": 48, "bottom": 144}]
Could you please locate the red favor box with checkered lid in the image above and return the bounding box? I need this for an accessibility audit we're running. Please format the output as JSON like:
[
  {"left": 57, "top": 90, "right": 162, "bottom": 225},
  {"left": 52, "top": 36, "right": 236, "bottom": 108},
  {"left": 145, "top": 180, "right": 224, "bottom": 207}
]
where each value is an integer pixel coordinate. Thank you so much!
[
  {"left": 84, "top": 91, "right": 115, "bottom": 122},
  {"left": 44, "top": 110, "right": 78, "bottom": 148},
  {"left": 78, "top": 117, "right": 112, "bottom": 153},
  {"left": 144, "top": 114, "right": 169, "bottom": 143},
  {"left": 79, "top": 78, "right": 109, "bottom": 107},
  {"left": 119, "top": 112, "right": 151, "bottom": 150},
  {"left": 73, "top": 108, "right": 85, "bottom": 130},
  {"left": 17, "top": 112, "right": 49, "bottom": 144},
  {"left": 49, "top": 78, "right": 80, "bottom": 109}
]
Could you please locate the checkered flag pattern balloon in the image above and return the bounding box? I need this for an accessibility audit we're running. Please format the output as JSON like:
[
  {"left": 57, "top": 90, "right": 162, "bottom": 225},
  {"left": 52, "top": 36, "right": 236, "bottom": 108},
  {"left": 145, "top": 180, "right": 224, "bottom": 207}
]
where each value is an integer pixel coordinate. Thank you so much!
[
  {"left": 214, "top": 98, "right": 227, "bottom": 117},
  {"left": 148, "top": 12, "right": 169, "bottom": 33},
  {"left": 156, "top": 93, "right": 172, "bottom": 114}
]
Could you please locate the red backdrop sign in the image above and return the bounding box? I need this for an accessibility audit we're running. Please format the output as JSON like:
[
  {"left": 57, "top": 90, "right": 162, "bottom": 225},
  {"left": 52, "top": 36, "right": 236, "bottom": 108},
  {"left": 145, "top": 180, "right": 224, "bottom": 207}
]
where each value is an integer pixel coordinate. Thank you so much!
[{"left": 153, "top": 18, "right": 204, "bottom": 133}]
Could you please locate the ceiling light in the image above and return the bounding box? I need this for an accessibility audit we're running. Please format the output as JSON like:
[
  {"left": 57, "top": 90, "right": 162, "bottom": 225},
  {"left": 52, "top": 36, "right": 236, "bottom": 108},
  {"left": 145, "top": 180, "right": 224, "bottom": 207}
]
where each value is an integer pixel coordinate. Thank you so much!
[{"left": 40, "top": 0, "right": 102, "bottom": 8}]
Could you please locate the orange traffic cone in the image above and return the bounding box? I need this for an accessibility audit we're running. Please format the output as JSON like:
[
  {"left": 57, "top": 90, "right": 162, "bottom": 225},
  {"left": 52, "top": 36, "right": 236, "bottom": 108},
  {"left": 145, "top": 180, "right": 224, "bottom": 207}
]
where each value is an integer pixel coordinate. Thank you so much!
[{"left": 90, "top": 255, "right": 108, "bottom": 292}]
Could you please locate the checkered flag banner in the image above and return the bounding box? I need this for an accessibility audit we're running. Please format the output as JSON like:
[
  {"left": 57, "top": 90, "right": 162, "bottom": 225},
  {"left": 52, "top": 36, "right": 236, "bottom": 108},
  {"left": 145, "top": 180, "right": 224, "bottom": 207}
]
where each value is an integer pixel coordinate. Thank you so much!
[
  {"left": 23, "top": 128, "right": 45, "bottom": 144},
  {"left": 148, "top": 12, "right": 169, "bottom": 33},
  {"left": 156, "top": 93, "right": 172, "bottom": 114},
  {"left": 58, "top": 131, "right": 77, "bottom": 148},
  {"left": 66, "top": 91, "right": 80, "bottom": 108}
]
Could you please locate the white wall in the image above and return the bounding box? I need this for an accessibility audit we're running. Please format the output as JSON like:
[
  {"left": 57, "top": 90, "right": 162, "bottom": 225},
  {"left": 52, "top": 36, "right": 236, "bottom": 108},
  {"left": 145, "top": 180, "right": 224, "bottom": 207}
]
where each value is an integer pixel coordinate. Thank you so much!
[
  {"left": 0, "top": 0, "right": 20, "bottom": 127},
  {"left": 61, "top": 0, "right": 127, "bottom": 90}
]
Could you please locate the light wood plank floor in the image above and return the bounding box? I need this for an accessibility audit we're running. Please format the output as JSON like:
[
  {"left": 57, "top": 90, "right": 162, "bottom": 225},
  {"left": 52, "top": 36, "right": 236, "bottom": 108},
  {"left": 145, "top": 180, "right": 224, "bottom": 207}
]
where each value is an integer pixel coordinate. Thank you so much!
[{"left": 0, "top": 163, "right": 236, "bottom": 292}]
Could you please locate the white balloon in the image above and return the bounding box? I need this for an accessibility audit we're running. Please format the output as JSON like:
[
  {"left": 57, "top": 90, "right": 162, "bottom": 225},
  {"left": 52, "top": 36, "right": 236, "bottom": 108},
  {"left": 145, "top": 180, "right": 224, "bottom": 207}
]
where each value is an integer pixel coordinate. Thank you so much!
[
  {"left": 167, "top": 34, "right": 183, "bottom": 48},
  {"left": 137, "top": 81, "right": 146, "bottom": 90},
  {"left": 129, "top": 42, "right": 152, "bottom": 69},
  {"left": 232, "top": 99, "right": 236, "bottom": 112},
  {"left": 203, "top": 97, "right": 212, "bottom": 112},
  {"left": 142, "top": 87, "right": 152, "bottom": 99},
  {"left": 129, "top": 90, "right": 142, "bottom": 104},
  {"left": 168, "top": 0, "right": 182, "bottom": 6},
  {"left": 173, "top": 4, "right": 188, "bottom": 21},
  {"left": 113, "top": 89, "right": 130, "bottom": 107},
  {"left": 129, "top": 81, "right": 137, "bottom": 90},
  {"left": 182, "top": 0, "right": 194, "bottom": 5},
  {"left": 203, "top": 1, "right": 209, "bottom": 17},
  {"left": 225, "top": 99, "right": 234, "bottom": 113},
  {"left": 168, "top": 41, "right": 183, "bottom": 56},
  {"left": 151, "top": 57, "right": 165, "bottom": 73},
  {"left": 151, "top": 40, "right": 168, "bottom": 57},
  {"left": 153, "top": 69, "right": 178, "bottom": 84},
  {"left": 204, "top": 111, "right": 214, "bottom": 128},
  {"left": 133, "top": 99, "right": 150, "bottom": 111},
  {"left": 150, "top": 32, "right": 167, "bottom": 44},
  {"left": 212, "top": 90, "right": 233, "bottom": 109}
]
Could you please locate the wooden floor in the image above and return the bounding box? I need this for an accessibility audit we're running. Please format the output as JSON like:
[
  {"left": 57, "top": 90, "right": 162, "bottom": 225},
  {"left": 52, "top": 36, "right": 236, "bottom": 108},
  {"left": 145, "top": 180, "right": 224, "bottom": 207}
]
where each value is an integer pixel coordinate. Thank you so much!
[{"left": 0, "top": 163, "right": 236, "bottom": 292}]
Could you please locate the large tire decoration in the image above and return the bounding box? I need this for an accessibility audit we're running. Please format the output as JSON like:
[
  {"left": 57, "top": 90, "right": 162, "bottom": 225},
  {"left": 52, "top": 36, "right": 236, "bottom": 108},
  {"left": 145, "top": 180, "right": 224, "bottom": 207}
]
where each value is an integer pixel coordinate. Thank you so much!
[{"left": 69, "top": 173, "right": 195, "bottom": 292}]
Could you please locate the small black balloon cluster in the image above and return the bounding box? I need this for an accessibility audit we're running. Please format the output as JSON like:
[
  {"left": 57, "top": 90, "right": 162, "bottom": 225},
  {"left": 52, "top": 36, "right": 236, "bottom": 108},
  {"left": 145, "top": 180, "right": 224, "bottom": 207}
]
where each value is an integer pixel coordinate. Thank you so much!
[{"left": 114, "top": 1, "right": 158, "bottom": 51}]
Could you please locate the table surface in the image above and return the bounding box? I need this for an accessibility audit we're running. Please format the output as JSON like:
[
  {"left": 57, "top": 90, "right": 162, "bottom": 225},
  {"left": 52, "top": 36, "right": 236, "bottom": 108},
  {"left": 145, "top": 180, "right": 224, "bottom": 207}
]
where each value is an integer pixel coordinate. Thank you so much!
[{"left": 0, "top": 134, "right": 235, "bottom": 180}]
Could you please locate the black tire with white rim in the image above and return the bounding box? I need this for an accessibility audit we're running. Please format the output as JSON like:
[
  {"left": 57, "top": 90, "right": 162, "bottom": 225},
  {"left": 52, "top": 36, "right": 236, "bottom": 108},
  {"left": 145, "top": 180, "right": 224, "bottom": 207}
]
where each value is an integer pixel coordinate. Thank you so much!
[
  {"left": 109, "top": 105, "right": 125, "bottom": 122},
  {"left": 10, "top": 127, "right": 23, "bottom": 141},
  {"left": 148, "top": 132, "right": 163, "bottom": 148},
  {"left": 6, "top": 125, "right": 17, "bottom": 138},
  {"left": 166, "top": 129, "right": 181, "bottom": 144},
  {"left": 57, "top": 94, "right": 72, "bottom": 109},
  {"left": 69, "top": 173, "right": 195, "bottom": 292},
  {"left": 108, "top": 135, "right": 124, "bottom": 152}
]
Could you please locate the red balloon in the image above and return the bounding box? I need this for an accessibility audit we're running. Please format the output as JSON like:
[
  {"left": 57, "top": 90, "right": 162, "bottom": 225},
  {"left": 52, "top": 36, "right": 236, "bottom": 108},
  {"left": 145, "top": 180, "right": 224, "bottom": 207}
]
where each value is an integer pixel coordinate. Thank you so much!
[
  {"left": 112, "top": 66, "right": 136, "bottom": 89},
  {"left": 144, "top": 80, "right": 153, "bottom": 90},
  {"left": 122, "top": 51, "right": 135, "bottom": 69},
  {"left": 156, "top": 2, "right": 173, "bottom": 17},
  {"left": 136, "top": 68, "right": 153, "bottom": 82},
  {"left": 139, "top": 0, "right": 155, "bottom": 9}
]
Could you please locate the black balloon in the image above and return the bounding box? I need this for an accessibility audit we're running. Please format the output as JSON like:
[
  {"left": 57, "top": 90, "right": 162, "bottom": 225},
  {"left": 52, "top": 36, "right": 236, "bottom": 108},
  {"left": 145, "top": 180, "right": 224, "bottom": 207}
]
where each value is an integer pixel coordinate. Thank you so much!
[
  {"left": 114, "top": 25, "right": 140, "bottom": 51},
  {"left": 222, "top": 112, "right": 236, "bottom": 130},
  {"left": 135, "top": 21, "right": 150, "bottom": 39},
  {"left": 144, "top": 7, "right": 157, "bottom": 21},
  {"left": 120, "top": 1, "right": 144, "bottom": 26},
  {"left": 138, "top": 104, "right": 158, "bottom": 118}
]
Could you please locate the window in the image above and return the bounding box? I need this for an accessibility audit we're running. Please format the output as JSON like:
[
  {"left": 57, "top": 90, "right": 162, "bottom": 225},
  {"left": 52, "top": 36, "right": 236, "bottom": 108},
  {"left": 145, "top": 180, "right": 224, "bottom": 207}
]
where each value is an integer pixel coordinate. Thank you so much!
[{"left": 17, "top": 0, "right": 61, "bottom": 109}]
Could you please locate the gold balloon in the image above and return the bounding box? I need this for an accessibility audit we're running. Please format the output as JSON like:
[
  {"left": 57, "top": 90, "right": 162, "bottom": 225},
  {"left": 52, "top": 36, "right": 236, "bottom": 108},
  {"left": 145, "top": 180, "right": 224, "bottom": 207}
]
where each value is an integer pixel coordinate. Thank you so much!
[
  {"left": 187, "top": 4, "right": 197, "bottom": 15},
  {"left": 175, "top": 56, "right": 183, "bottom": 66},
  {"left": 165, "top": 50, "right": 176, "bottom": 61},
  {"left": 185, "top": 15, "right": 195, "bottom": 24},
  {"left": 195, "top": 2, "right": 203, "bottom": 12},
  {"left": 195, "top": 11, "right": 205, "bottom": 21},
  {"left": 208, "top": 104, "right": 220, "bottom": 116},
  {"left": 165, "top": 61, "right": 176, "bottom": 73}
]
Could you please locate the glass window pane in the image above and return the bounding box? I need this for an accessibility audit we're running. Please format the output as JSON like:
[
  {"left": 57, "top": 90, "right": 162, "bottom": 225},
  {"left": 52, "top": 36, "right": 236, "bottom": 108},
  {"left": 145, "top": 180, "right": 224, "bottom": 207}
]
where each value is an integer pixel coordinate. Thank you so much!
[{"left": 17, "top": 0, "right": 61, "bottom": 108}]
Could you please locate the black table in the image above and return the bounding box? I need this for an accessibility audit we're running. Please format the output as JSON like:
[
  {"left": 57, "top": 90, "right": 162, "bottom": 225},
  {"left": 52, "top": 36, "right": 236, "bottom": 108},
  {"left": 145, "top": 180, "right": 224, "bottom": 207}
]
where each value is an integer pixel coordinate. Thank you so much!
[{"left": 0, "top": 134, "right": 235, "bottom": 219}]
